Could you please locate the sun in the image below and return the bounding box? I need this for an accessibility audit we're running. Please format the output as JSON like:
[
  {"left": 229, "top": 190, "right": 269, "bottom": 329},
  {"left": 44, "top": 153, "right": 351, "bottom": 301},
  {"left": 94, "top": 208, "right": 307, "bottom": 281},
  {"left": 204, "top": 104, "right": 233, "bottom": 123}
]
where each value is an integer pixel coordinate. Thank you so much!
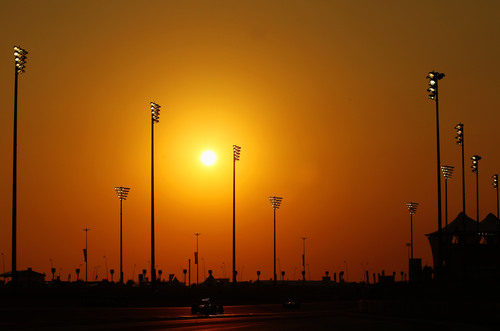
[{"left": 201, "top": 150, "right": 217, "bottom": 166}]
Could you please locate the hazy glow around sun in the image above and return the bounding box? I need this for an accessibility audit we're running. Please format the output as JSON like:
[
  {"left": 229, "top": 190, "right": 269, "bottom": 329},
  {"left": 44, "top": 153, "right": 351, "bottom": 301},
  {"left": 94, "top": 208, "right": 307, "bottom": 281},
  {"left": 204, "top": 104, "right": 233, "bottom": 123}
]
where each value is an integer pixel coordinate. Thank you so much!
[{"left": 201, "top": 150, "right": 217, "bottom": 166}]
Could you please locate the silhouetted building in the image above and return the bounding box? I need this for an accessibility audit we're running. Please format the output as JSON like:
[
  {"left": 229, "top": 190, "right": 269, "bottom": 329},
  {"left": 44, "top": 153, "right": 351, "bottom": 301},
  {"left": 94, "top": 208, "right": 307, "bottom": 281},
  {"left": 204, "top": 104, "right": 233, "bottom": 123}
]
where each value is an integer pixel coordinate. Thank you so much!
[
  {"left": 378, "top": 274, "right": 395, "bottom": 284},
  {"left": 0, "top": 267, "right": 45, "bottom": 284},
  {"left": 409, "top": 258, "right": 422, "bottom": 282},
  {"left": 426, "top": 212, "right": 500, "bottom": 281}
]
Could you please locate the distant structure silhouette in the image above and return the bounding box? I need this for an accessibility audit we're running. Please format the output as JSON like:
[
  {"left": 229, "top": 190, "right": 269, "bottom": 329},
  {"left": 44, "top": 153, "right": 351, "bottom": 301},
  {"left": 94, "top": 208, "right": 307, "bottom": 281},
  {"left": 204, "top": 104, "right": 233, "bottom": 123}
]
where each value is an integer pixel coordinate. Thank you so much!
[
  {"left": 0, "top": 268, "right": 44, "bottom": 284},
  {"left": 427, "top": 212, "right": 500, "bottom": 280}
]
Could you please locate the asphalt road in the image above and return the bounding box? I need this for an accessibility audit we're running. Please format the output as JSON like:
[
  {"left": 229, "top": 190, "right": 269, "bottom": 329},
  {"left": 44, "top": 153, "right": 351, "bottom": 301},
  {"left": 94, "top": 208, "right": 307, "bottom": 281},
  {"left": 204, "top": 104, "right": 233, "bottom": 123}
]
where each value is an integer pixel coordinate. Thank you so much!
[{"left": 0, "top": 302, "right": 493, "bottom": 330}]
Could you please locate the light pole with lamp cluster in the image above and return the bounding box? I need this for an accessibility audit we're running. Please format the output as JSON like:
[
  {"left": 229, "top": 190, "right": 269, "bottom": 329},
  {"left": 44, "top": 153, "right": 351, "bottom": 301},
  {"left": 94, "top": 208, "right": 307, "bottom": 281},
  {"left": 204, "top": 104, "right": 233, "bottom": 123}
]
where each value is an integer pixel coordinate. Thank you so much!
[
  {"left": 441, "top": 165, "right": 454, "bottom": 227},
  {"left": 471, "top": 155, "right": 482, "bottom": 234},
  {"left": 150, "top": 102, "right": 161, "bottom": 284},
  {"left": 114, "top": 186, "right": 130, "bottom": 284},
  {"left": 492, "top": 174, "right": 498, "bottom": 219},
  {"left": 232, "top": 145, "right": 241, "bottom": 283},
  {"left": 12, "top": 46, "right": 28, "bottom": 284},
  {"left": 269, "top": 196, "right": 283, "bottom": 283},
  {"left": 455, "top": 123, "right": 466, "bottom": 214},
  {"left": 427, "top": 71, "right": 445, "bottom": 275}
]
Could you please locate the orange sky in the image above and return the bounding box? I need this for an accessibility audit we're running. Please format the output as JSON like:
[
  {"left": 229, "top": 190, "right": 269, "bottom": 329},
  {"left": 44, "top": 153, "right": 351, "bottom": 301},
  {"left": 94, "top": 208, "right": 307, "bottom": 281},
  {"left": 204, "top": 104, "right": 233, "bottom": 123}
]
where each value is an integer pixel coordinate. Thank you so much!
[{"left": 0, "top": 0, "right": 499, "bottom": 282}]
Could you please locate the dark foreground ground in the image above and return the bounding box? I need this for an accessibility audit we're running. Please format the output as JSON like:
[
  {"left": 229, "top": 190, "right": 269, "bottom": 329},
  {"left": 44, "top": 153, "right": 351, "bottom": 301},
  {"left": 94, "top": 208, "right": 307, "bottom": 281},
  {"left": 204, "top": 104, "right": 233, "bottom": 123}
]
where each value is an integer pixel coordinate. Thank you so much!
[
  {"left": 0, "top": 301, "right": 496, "bottom": 330},
  {"left": 1, "top": 281, "right": 499, "bottom": 329}
]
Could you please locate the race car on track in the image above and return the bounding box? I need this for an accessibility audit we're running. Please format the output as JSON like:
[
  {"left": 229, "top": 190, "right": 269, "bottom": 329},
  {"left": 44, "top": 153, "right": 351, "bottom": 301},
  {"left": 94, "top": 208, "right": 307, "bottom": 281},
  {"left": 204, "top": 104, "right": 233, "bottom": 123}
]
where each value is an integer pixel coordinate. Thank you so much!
[{"left": 191, "top": 298, "right": 224, "bottom": 315}]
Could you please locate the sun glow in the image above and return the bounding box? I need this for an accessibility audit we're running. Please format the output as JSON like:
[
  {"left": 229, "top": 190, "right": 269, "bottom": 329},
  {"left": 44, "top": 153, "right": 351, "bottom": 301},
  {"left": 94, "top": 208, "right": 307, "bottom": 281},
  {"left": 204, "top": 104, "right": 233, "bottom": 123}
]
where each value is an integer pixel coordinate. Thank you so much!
[{"left": 201, "top": 150, "right": 217, "bottom": 166}]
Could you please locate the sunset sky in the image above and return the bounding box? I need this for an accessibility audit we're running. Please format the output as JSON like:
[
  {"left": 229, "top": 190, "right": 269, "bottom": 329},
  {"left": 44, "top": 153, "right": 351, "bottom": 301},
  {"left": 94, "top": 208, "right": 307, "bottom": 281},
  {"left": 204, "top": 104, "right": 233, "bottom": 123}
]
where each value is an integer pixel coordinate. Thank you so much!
[{"left": 0, "top": 0, "right": 499, "bottom": 281}]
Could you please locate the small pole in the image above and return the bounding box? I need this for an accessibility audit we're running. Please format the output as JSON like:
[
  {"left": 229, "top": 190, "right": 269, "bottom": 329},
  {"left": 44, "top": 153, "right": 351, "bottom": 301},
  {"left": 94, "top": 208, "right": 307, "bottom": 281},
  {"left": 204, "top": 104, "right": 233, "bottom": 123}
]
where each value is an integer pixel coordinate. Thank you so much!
[
  {"left": 301, "top": 237, "right": 307, "bottom": 281},
  {"left": 195, "top": 233, "right": 200, "bottom": 285},
  {"left": 410, "top": 214, "right": 414, "bottom": 260},
  {"left": 83, "top": 227, "right": 90, "bottom": 282}
]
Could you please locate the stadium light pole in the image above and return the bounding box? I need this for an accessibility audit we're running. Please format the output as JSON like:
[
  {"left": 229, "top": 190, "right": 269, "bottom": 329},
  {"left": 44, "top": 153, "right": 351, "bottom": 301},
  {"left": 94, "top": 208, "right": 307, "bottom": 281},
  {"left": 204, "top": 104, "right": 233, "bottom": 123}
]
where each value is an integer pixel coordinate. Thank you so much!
[
  {"left": 427, "top": 70, "right": 445, "bottom": 275},
  {"left": 492, "top": 174, "right": 499, "bottom": 219},
  {"left": 441, "top": 166, "right": 454, "bottom": 226},
  {"left": 12, "top": 46, "right": 28, "bottom": 284},
  {"left": 150, "top": 101, "right": 161, "bottom": 285},
  {"left": 114, "top": 186, "right": 130, "bottom": 284},
  {"left": 471, "top": 155, "right": 482, "bottom": 234},
  {"left": 406, "top": 202, "right": 419, "bottom": 260},
  {"left": 269, "top": 196, "right": 283, "bottom": 283},
  {"left": 455, "top": 123, "right": 466, "bottom": 214},
  {"left": 232, "top": 145, "right": 241, "bottom": 284}
]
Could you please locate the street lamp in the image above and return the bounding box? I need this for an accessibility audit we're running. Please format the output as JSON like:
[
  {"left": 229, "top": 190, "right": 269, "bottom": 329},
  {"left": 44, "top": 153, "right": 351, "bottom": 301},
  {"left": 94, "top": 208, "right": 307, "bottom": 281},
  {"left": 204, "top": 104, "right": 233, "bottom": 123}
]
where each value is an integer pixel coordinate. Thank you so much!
[
  {"left": 455, "top": 123, "right": 466, "bottom": 214},
  {"left": 405, "top": 202, "right": 419, "bottom": 260},
  {"left": 232, "top": 145, "right": 241, "bottom": 284},
  {"left": 114, "top": 186, "right": 130, "bottom": 284},
  {"left": 471, "top": 155, "right": 482, "bottom": 234},
  {"left": 427, "top": 70, "right": 445, "bottom": 275},
  {"left": 269, "top": 196, "right": 283, "bottom": 283},
  {"left": 12, "top": 46, "right": 28, "bottom": 284},
  {"left": 441, "top": 165, "right": 454, "bottom": 226},
  {"left": 493, "top": 174, "right": 499, "bottom": 218},
  {"left": 150, "top": 101, "right": 161, "bottom": 285}
]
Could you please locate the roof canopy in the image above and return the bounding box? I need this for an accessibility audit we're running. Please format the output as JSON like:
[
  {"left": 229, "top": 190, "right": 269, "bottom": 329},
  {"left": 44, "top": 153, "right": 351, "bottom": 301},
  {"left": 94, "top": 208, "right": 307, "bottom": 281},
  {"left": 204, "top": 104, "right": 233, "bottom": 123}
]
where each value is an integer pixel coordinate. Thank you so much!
[{"left": 427, "top": 212, "right": 499, "bottom": 237}]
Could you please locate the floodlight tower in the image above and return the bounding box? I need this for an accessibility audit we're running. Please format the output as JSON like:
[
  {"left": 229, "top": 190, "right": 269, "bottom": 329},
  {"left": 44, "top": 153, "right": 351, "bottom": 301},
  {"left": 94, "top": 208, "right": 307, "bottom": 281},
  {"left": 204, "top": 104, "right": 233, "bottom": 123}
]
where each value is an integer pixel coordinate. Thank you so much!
[
  {"left": 427, "top": 70, "right": 445, "bottom": 274},
  {"left": 441, "top": 165, "right": 454, "bottom": 226},
  {"left": 269, "top": 196, "right": 283, "bottom": 283},
  {"left": 471, "top": 155, "right": 482, "bottom": 233},
  {"left": 232, "top": 145, "right": 241, "bottom": 284},
  {"left": 150, "top": 101, "right": 161, "bottom": 285},
  {"left": 492, "top": 174, "right": 499, "bottom": 218},
  {"left": 406, "top": 202, "right": 419, "bottom": 260},
  {"left": 455, "top": 123, "right": 466, "bottom": 214},
  {"left": 114, "top": 186, "right": 130, "bottom": 284},
  {"left": 12, "top": 46, "right": 28, "bottom": 283}
]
